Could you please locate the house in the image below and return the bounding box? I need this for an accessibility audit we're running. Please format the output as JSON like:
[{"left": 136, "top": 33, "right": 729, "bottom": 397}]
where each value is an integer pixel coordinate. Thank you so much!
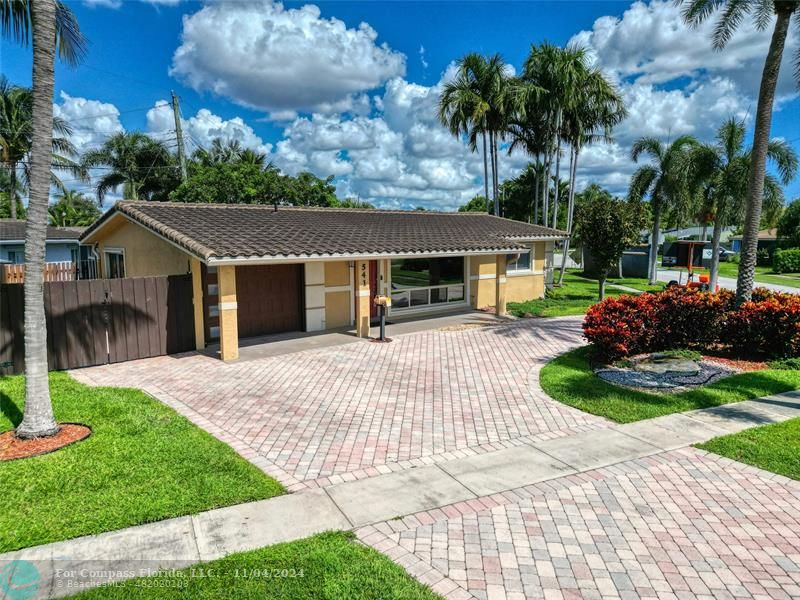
[
  {"left": 80, "top": 201, "right": 566, "bottom": 361},
  {"left": 729, "top": 228, "right": 778, "bottom": 256},
  {"left": 0, "top": 219, "right": 85, "bottom": 264}
]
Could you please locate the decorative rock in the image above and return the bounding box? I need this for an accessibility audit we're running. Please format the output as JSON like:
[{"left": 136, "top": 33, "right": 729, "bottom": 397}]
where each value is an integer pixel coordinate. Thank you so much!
[
  {"left": 595, "top": 355, "right": 735, "bottom": 392},
  {"left": 634, "top": 355, "right": 700, "bottom": 376}
]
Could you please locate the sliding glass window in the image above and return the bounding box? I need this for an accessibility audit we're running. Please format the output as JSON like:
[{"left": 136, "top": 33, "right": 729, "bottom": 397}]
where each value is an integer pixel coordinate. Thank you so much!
[{"left": 390, "top": 257, "right": 465, "bottom": 309}]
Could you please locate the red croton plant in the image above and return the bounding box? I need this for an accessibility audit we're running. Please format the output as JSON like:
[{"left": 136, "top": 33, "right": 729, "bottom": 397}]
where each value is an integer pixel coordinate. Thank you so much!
[{"left": 583, "top": 287, "right": 800, "bottom": 360}]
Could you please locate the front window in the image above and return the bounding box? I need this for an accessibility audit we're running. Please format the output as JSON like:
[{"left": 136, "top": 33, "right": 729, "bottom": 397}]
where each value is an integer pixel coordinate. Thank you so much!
[
  {"left": 390, "top": 257, "right": 465, "bottom": 309},
  {"left": 507, "top": 251, "right": 531, "bottom": 273},
  {"left": 105, "top": 249, "right": 125, "bottom": 279}
]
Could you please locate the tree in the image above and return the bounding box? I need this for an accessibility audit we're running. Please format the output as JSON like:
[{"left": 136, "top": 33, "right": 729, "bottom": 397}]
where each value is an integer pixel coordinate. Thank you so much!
[
  {"left": 81, "top": 132, "right": 178, "bottom": 203},
  {"left": 0, "top": 77, "right": 85, "bottom": 219},
  {"left": 2, "top": 0, "right": 86, "bottom": 439},
  {"left": 330, "top": 197, "right": 374, "bottom": 209},
  {"left": 48, "top": 190, "right": 101, "bottom": 226},
  {"left": 0, "top": 166, "right": 25, "bottom": 217},
  {"left": 777, "top": 198, "right": 800, "bottom": 248},
  {"left": 690, "top": 118, "right": 797, "bottom": 289},
  {"left": 438, "top": 53, "right": 516, "bottom": 215},
  {"left": 576, "top": 193, "right": 646, "bottom": 300},
  {"left": 458, "top": 195, "right": 489, "bottom": 213},
  {"left": 681, "top": 0, "right": 800, "bottom": 301},
  {"left": 15, "top": 0, "right": 58, "bottom": 438},
  {"left": 192, "top": 138, "right": 267, "bottom": 167},
  {"left": 628, "top": 135, "right": 698, "bottom": 284}
]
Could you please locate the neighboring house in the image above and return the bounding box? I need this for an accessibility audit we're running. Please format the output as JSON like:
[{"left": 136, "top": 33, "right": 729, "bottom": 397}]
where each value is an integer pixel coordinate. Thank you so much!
[
  {"left": 0, "top": 219, "right": 85, "bottom": 264},
  {"left": 729, "top": 229, "right": 778, "bottom": 255},
  {"left": 644, "top": 225, "right": 736, "bottom": 245},
  {"left": 81, "top": 201, "right": 565, "bottom": 361}
]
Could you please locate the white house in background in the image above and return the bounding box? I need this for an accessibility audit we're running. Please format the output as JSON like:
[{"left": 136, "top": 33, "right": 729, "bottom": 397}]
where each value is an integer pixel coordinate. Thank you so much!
[
  {"left": 645, "top": 226, "right": 737, "bottom": 245},
  {"left": 0, "top": 220, "right": 86, "bottom": 264}
]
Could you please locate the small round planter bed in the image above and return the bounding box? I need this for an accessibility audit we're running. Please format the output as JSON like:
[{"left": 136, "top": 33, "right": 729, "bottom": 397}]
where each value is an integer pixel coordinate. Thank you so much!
[
  {"left": 594, "top": 353, "right": 739, "bottom": 393},
  {"left": 0, "top": 423, "right": 92, "bottom": 461}
]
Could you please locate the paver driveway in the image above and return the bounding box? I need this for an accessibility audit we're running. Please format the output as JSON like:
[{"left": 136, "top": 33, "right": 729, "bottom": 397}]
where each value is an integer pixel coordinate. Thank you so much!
[
  {"left": 357, "top": 448, "right": 800, "bottom": 600},
  {"left": 74, "top": 316, "right": 606, "bottom": 490}
]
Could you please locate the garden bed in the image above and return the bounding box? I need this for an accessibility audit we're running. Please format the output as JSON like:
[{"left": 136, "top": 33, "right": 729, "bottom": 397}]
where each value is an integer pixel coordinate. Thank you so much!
[{"left": 540, "top": 347, "right": 800, "bottom": 423}]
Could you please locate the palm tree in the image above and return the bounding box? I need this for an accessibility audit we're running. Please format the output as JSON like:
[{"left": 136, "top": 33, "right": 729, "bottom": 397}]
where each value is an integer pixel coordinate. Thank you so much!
[
  {"left": 628, "top": 135, "right": 699, "bottom": 284},
  {"left": 48, "top": 189, "right": 101, "bottom": 226},
  {"left": 557, "top": 65, "right": 626, "bottom": 285},
  {"left": 192, "top": 138, "right": 267, "bottom": 167},
  {"left": 82, "top": 132, "right": 178, "bottom": 204},
  {"left": 0, "top": 77, "right": 84, "bottom": 219},
  {"left": 681, "top": 0, "right": 800, "bottom": 301},
  {"left": 438, "top": 53, "right": 515, "bottom": 215},
  {"left": 2, "top": 0, "right": 86, "bottom": 439},
  {"left": 690, "top": 117, "right": 797, "bottom": 289}
]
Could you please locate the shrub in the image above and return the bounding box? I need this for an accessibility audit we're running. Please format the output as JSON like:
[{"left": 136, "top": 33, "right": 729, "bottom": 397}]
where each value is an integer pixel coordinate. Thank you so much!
[
  {"left": 728, "top": 253, "right": 740, "bottom": 264},
  {"left": 768, "top": 357, "right": 800, "bottom": 370},
  {"left": 723, "top": 291, "right": 800, "bottom": 358},
  {"left": 773, "top": 248, "right": 800, "bottom": 273},
  {"left": 584, "top": 287, "right": 800, "bottom": 360}
]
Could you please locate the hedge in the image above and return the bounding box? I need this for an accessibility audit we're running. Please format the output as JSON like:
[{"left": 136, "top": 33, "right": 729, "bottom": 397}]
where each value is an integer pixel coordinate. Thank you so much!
[
  {"left": 583, "top": 286, "right": 800, "bottom": 360},
  {"left": 774, "top": 248, "right": 800, "bottom": 274}
]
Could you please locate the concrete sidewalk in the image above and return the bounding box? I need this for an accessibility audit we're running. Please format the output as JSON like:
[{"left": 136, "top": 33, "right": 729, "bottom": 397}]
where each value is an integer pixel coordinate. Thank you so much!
[{"left": 5, "top": 390, "right": 800, "bottom": 598}]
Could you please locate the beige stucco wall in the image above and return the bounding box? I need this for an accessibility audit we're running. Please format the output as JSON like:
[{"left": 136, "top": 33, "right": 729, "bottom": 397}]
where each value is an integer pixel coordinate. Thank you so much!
[
  {"left": 95, "top": 217, "right": 190, "bottom": 278},
  {"left": 506, "top": 273, "right": 544, "bottom": 303},
  {"left": 470, "top": 248, "right": 546, "bottom": 308},
  {"left": 325, "top": 290, "right": 351, "bottom": 329},
  {"left": 324, "top": 261, "right": 350, "bottom": 287}
]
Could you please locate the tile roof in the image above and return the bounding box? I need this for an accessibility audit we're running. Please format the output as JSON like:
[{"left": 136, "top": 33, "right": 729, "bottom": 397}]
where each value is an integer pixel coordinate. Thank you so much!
[
  {"left": 729, "top": 228, "right": 778, "bottom": 241},
  {"left": 82, "top": 201, "right": 567, "bottom": 261},
  {"left": 0, "top": 219, "right": 84, "bottom": 242}
]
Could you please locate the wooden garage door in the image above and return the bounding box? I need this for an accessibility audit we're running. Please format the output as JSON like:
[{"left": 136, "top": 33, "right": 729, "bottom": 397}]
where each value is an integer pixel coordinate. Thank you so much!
[{"left": 235, "top": 265, "right": 304, "bottom": 338}]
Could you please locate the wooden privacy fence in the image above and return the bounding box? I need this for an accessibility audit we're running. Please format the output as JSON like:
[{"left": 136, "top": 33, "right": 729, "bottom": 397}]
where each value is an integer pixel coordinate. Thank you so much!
[
  {"left": 1, "top": 261, "right": 80, "bottom": 284},
  {"left": 0, "top": 275, "right": 195, "bottom": 375}
]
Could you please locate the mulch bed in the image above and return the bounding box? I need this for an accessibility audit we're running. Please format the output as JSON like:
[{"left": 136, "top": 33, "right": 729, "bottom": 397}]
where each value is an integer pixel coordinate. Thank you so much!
[
  {"left": 703, "top": 356, "right": 769, "bottom": 372},
  {"left": 0, "top": 423, "right": 92, "bottom": 461}
]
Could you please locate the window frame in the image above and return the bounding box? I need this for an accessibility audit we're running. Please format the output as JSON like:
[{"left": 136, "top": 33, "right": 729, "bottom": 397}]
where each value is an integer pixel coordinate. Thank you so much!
[
  {"left": 104, "top": 247, "right": 126, "bottom": 279},
  {"left": 389, "top": 256, "right": 468, "bottom": 312},
  {"left": 506, "top": 249, "right": 532, "bottom": 275}
]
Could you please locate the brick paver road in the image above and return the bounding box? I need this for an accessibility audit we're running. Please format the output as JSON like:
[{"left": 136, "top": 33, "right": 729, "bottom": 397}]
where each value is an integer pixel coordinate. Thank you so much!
[{"left": 74, "top": 316, "right": 606, "bottom": 489}]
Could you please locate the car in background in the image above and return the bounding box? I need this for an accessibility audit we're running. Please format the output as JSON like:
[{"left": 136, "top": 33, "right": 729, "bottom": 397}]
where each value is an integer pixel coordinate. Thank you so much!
[{"left": 719, "top": 247, "right": 738, "bottom": 262}]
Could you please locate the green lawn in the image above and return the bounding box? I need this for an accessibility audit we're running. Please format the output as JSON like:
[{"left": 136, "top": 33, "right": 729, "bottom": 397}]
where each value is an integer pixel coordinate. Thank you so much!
[
  {"left": 74, "top": 531, "right": 440, "bottom": 600},
  {"left": 507, "top": 270, "right": 662, "bottom": 318},
  {"left": 540, "top": 347, "right": 800, "bottom": 423},
  {"left": 696, "top": 417, "right": 800, "bottom": 480},
  {"left": 0, "top": 372, "right": 284, "bottom": 552}
]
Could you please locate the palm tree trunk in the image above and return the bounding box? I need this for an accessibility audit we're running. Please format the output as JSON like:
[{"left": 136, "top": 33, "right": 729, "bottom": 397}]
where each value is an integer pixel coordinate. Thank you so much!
[
  {"left": 492, "top": 133, "right": 500, "bottom": 216},
  {"left": 542, "top": 151, "right": 551, "bottom": 227},
  {"left": 648, "top": 201, "right": 662, "bottom": 285},
  {"left": 9, "top": 166, "right": 18, "bottom": 220},
  {"left": 558, "top": 144, "right": 579, "bottom": 286},
  {"left": 16, "top": 0, "right": 58, "bottom": 439},
  {"left": 736, "top": 7, "right": 792, "bottom": 304},
  {"left": 482, "top": 131, "right": 489, "bottom": 213},
  {"left": 551, "top": 109, "right": 562, "bottom": 230},
  {"left": 709, "top": 217, "right": 723, "bottom": 292}
]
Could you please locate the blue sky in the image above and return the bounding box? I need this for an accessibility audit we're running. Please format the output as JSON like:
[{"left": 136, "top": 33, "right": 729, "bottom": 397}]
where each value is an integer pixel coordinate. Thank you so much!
[{"left": 3, "top": 0, "right": 799, "bottom": 209}]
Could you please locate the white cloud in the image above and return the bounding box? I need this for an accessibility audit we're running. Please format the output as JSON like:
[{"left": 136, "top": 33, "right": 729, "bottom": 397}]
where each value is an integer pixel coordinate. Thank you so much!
[
  {"left": 146, "top": 101, "right": 273, "bottom": 156},
  {"left": 170, "top": 0, "right": 406, "bottom": 114},
  {"left": 53, "top": 92, "right": 124, "bottom": 155}
]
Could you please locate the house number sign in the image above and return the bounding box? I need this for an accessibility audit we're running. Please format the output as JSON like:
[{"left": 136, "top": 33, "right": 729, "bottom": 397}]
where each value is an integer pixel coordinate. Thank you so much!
[{"left": 360, "top": 262, "right": 368, "bottom": 287}]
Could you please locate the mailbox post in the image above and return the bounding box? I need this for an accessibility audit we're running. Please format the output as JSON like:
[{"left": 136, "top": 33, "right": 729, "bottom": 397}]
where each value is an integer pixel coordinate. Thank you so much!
[{"left": 373, "top": 295, "right": 392, "bottom": 342}]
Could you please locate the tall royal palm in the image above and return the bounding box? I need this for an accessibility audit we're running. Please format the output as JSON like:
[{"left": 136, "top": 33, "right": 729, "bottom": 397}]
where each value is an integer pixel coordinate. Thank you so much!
[
  {"left": 681, "top": 0, "right": 800, "bottom": 301},
  {"left": 0, "top": 77, "right": 84, "bottom": 219},
  {"left": 82, "top": 132, "right": 177, "bottom": 204},
  {"left": 438, "top": 53, "right": 513, "bottom": 215},
  {"left": 557, "top": 65, "right": 626, "bottom": 284},
  {"left": 628, "top": 135, "right": 698, "bottom": 285},
  {"left": 3, "top": 0, "right": 86, "bottom": 439},
  {"left": 691, "top": 118, "right": 797, "bottom": 290}
]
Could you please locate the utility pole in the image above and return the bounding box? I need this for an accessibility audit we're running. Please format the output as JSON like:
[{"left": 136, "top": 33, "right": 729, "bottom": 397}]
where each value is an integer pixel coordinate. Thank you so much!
[{"left": 171, "top": 91, "right": 188, "bottom": 182}]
